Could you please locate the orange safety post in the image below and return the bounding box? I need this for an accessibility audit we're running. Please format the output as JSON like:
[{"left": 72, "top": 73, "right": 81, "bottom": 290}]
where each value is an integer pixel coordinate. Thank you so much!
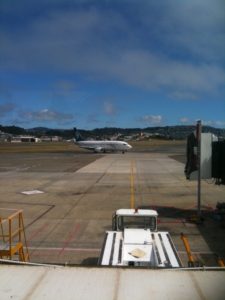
[{"left": 180, "top": 233, "right": 195, "bottom": 267}]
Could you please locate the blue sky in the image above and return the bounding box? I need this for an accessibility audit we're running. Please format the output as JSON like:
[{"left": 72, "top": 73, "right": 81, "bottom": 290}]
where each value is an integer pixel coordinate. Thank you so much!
[{"left": 0, "top": 0, "right": 225, "bottom": 129}]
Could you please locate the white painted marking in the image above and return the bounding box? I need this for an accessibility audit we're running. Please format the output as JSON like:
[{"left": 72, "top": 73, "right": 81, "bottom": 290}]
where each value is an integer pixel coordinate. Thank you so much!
[{"left": 21, "top": 190, "right": 44, "bottom": 195}]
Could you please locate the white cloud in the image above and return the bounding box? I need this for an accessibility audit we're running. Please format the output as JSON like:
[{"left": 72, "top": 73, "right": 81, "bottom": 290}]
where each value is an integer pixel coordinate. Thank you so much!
[
  {"left": 170, "top": 91, "right": 199, "bottom": 101},
  {"left": 175, "top": 117, "right": 225, "bottom": 128},
  {"left": 55, "top": 80, "right": 76, "bottom": 92},
  {"left": 215, "top": 121, "right": 225, "bottom": 127},
  {"left": 137, "top": 0, "right": 225, "bottom": 63},
  {"left": 140, "top": 115, "right": 163, "bottom": 126},
  {"left": 202, "top": 120, "right": 213, "bottom": 126},
  {"left": 110, "top": 51, "right": 225, "bottom": 98},
  {"left": 103, "top": 101, "right": 117, "bottom": 116},
  {"left": 0, "top": 102, "right": 16, "bottom": 117},
  {"left": 0, "top": 1, "right": 224, "bottom": 100},
  {"left": 201, "top": 120, "right": 225, "bottom": 128},
  {"left": 180, "top": 117, "right": 190, "bottom": 124},
  {"left": 21, "top": 109, "right": 74, "bottom": 123}
]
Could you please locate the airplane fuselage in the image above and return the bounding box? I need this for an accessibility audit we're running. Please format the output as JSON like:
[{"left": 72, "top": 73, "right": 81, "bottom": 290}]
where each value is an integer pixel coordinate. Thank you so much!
[{"left": 76, "top": 140, "right": 132, "bottom": 153}]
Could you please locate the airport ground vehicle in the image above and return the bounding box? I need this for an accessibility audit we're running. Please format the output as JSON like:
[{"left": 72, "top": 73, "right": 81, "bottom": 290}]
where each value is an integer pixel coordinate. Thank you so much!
[{"left": 98, "top": 208, "right": 182, "bottom": 268}]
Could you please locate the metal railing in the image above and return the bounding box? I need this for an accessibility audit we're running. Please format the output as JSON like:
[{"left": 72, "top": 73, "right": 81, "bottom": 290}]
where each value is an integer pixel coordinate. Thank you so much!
[{"left": 0, "top": 208, "right": 30, "bottom": 262}]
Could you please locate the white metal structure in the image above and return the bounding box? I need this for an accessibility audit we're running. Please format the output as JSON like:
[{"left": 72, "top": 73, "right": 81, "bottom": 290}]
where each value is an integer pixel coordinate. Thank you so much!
[
  {"left": 0, "top": 264, "right": 225, "bottom": 300},
  {"left": 99, "top": 209, "right": 182, "bottom": 268}
]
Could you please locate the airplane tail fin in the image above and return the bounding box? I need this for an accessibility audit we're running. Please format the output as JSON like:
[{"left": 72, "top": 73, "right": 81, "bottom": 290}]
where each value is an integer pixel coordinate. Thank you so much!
[{"left": 74, "top": 128, "right": 84, "bottom": 142}]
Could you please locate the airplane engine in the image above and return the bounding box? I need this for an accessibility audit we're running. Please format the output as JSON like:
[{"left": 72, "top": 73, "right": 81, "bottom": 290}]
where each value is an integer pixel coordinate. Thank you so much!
[{"left": 94, "top": 147, "right": 104, "bottom": 153}]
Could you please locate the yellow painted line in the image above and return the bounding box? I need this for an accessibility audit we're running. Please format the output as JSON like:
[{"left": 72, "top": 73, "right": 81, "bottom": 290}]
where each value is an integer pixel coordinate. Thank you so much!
[{"left": 130, "top": 161, "right": 135, "bottom": 209}]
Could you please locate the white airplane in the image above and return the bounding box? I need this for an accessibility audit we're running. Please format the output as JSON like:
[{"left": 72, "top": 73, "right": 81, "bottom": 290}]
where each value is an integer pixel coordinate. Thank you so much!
[{"left": 74, "top": 128, "right": 132, "bottom": 153}]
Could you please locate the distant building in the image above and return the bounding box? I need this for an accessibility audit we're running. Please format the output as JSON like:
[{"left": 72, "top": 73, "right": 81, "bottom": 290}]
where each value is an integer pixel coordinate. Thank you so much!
[
  {"left": 11, "top": 136, "right": 40, "bottom": 143},
  {"left": 51, "top": 136, "right": 62, "bottom": 142},
  {"left": 0, "top": 131, "right": 11, "bottom": 142},
  {"left": 40, "top": 136, "right": 62, "bottom": 142}
]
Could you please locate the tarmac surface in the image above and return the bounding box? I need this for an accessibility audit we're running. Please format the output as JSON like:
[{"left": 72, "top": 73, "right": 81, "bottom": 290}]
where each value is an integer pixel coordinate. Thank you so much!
[{"left": 0, "top": 143, "right": 224, "bottom": 267}]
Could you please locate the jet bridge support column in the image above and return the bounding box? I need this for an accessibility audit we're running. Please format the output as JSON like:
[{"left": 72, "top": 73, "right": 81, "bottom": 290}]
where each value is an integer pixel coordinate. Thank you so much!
[{"left": 196, "top": 120, "right": 202, "bottom": 219}]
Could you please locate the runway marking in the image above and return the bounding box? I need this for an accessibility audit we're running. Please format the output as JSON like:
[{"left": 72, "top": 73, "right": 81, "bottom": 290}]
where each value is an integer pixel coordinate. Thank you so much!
[
  {"left": 58, "top": 223, "right": 81, "bottom": 256},
  {"left": 27, "top": 222, "right": 50, "bottom": 242},
  {"left": 26, "top": 205, "right": 55, "bottom": 229},
  {"left": 134, "top": 161, "right": 143, "bottom": 207},
  {"left": 130, "top": 160, "right": 135, "bottom": 209},
  {"left": 0, "top": 201, "right": 55, "bottom": 229}
]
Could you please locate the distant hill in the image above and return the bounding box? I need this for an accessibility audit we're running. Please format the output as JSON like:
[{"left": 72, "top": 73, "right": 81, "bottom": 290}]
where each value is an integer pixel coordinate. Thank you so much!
[
  {"left": 74, "top": 125, "right": 225, "bottom": 140},
  {"left": 1, "top": 124, "right": 225, "bottom": 140},
  {"left": 0, "top": 125, "right": 26, "bottom": 135}
]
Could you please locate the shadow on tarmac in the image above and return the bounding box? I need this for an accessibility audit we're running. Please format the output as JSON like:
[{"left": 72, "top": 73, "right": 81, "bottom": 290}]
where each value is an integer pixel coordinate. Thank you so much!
[{"left": 139, "top": 204, "right": 225, "bottom": 267}]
